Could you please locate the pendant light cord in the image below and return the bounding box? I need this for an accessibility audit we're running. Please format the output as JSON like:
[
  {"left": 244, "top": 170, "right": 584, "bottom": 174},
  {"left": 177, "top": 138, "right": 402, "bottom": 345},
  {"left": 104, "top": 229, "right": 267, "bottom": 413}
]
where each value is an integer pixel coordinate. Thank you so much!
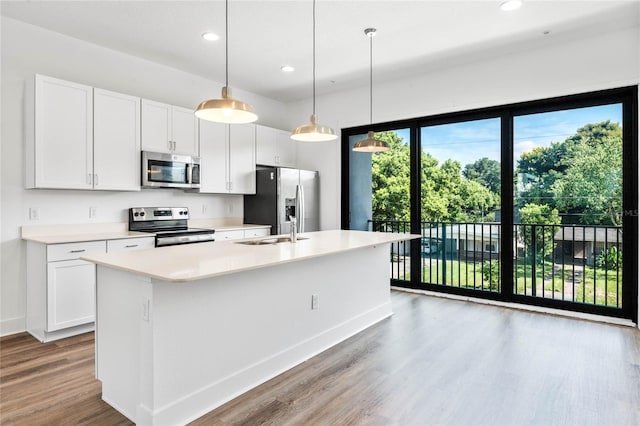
[
  {"left": 225, "top": 0, "right": 229, "bottom": 87},
  {"left": 312, "top": 0, "right": 316, "bottom": 116},
  {"left": 369, "top": 30, "right": 373, "bottom": 124}
]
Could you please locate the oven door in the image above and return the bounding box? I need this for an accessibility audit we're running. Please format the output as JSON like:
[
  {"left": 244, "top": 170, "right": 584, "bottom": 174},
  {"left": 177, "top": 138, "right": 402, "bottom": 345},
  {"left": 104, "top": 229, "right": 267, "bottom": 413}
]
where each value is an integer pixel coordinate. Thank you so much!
[{"left": 142, "top": 151, "right": 194, "bottom": 189}]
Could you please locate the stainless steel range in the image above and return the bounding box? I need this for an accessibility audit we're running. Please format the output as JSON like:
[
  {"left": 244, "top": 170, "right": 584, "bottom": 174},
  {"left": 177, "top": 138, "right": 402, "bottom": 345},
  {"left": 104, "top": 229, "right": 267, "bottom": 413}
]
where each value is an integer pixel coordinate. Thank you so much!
[{"left": 129, "top": 207, "right": 215, "bottom": 247}]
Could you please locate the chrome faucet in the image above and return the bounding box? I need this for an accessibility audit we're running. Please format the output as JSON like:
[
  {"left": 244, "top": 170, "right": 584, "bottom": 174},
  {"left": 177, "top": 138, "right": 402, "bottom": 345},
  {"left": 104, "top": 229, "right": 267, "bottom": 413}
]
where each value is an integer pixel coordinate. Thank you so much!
[{"left": 290, "top": 216, "right": 297, "bottom": 243}]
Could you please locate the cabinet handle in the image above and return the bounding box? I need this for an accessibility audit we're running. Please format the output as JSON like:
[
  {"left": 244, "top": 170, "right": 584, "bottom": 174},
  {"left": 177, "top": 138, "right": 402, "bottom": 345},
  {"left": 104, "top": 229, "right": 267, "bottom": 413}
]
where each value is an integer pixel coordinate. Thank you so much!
[
  {"left": 87, "top": 174, "right": 93, "bottom": 185},
  {"left": 168, "top": 140, "right": 173, "bottom": 151},
  {"left": 172, "top": 141, "right": 177, "bottom": 151},
  {"left": 125, "top": 244, "right": 139, "bottom": 248},
  {"left": 69, "top": 249, "right": 86, "bottom": 253},
  {"left": 94, "top": 174, "right": 99, "bottom": 186}
]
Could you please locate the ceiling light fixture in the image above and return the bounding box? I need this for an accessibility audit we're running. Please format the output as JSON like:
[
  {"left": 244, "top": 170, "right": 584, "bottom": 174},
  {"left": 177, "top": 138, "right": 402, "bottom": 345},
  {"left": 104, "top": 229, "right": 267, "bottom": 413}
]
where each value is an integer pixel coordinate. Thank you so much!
[
  {"left": 281, "top": 65, "right": 295, "bottom": 72},
  {"left": 195, "top": 0, "right": 257, "bottom": 124},
  {"left": 201, "top": 32, "right": 219, "bottom": 41},
  {"left": 291, "top": 0, "right": 336, "bottom": 142},
  {"left": 500, "top": 0, "right": 523, "bottom": 12},
  {"left": 353, "top": 28, "right": 389, "bottom": 153}
]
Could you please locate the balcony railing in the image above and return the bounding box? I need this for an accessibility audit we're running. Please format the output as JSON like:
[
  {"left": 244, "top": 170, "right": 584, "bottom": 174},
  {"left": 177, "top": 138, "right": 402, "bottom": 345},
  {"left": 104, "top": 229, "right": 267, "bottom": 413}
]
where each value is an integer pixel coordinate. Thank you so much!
[{"left": 369, "top": 220, "right": 623, "bottom": 309}]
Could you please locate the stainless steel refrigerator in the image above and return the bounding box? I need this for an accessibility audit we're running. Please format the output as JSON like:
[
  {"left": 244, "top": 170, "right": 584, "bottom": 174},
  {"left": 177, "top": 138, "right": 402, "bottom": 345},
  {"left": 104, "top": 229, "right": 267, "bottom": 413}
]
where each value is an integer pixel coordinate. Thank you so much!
[{"left": 244, "top": 167, "right": 319, "bottom": 235}]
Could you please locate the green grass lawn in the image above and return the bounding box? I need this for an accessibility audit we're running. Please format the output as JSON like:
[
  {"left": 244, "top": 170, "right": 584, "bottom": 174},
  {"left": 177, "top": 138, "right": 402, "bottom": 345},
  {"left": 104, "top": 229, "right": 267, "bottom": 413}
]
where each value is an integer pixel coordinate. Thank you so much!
[{"left": 395, "top": 256, "right": 622, "bottom": 307}]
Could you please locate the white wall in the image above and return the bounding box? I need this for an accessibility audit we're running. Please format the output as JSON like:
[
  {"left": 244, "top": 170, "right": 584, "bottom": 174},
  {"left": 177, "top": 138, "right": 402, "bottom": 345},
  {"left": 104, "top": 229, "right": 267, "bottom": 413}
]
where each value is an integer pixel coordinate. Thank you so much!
[
  {"left": 289, "top": 26, "right": 640, "bottom": 323},
  {"left": 0, "top": 17, "right": 288, "bottom": 335}
]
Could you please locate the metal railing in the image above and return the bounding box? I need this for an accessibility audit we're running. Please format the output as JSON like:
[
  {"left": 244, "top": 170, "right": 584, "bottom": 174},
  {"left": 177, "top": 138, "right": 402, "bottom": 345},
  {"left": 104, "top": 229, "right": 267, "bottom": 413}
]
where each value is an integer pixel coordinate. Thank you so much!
[{"left": 369, "top": 220, "right": 623, "bottom": 308}]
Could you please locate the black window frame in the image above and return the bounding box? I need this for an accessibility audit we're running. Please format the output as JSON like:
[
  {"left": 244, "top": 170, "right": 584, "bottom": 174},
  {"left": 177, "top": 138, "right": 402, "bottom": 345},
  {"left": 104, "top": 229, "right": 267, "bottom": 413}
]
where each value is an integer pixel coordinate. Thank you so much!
[{"left": 341, "top": 86, "right": 638, "bottom": 322}]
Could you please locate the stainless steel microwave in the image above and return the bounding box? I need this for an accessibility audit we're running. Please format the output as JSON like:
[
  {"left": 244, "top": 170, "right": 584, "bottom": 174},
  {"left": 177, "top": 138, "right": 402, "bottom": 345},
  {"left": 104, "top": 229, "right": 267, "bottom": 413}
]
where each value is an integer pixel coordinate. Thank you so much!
[{"left": 142, "top": 151, "right": 200, "bottom": 189}]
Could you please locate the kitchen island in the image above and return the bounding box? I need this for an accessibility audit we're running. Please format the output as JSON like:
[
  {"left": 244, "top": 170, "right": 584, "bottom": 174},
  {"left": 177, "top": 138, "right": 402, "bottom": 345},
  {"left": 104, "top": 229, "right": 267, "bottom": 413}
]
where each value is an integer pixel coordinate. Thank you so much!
[{"left": 83, "top": 230, "right": 418, "bottom": 425}]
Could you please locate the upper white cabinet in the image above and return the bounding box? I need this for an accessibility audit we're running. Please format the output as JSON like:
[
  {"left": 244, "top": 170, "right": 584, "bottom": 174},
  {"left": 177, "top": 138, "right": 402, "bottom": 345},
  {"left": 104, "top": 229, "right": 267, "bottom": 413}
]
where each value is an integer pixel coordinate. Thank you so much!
[
  {"left": 199, "top": 120, "right": 256, "bottom": 194},
  {"left": 93, "top": 88, "right": 141, "bottom": 191},
  {"left": 141, "top": 99, "right": 198, "bottom": 156},
  {"left": 27, "top": 74, "right": 94, "bottom": 189},
  {"left": 255, "top": 125, "right": 297, "bottom": 168},
  {"left": 26, "top": 75, "right": 141, "bottom": 191}
]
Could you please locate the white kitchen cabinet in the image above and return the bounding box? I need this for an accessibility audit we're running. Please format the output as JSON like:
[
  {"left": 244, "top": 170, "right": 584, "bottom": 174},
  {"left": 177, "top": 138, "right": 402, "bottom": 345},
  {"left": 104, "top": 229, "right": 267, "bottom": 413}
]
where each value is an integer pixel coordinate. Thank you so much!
[
  {"left": 141, "top": 99, "right": 198, "bottom": 156},
  {"left": 215, "top": 230, "right": 245, "bottom": 241},
  {"left": 26, "top": 237, "right": 155, "bottom": 342},
  {"left": 255, "top": 125, "right": 297, "bottom": 168},
  {"left": 93, "top": 88, "right": 141, "bottom": 191},
  {"left": 26, "top": 74, "right": 93, "bottom": 189},
  {"left": 26, "top": 75, "right": 142, "bottom": 191},
  {"left": 199, "top": 120, "right": 256, "bottom": 194},
  {"left": 46, "top": 259, "right": 97, "bottom": 331},
  {"left": 107, "top": 236, "right": 155, "bottom": 252},
  {"left": 27, "top": 240, "right": 106, "bottom": 342},
  {"left": 244, "top": 228, "right": 271, "bottom": 238}
]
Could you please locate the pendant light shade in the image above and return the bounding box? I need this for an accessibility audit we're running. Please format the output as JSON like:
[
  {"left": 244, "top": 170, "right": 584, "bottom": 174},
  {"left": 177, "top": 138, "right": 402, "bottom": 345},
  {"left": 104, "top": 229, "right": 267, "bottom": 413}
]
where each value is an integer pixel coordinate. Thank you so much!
[
  {"left": 195, "top": 0, "right": 257, "bottom": 124},
  {"left": 291, "top": 0, "right": 337, "bottom": 142},
  {"left": 352, "top": 28, "right": 389, "bottom": 153},
  {"left": 291, "top": 114, "right": 336, "bottom": 142}
]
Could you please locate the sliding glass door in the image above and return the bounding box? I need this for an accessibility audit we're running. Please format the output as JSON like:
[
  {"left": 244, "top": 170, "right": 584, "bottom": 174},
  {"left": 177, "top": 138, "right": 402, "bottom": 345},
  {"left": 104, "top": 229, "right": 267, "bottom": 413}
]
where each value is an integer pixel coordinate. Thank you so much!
[{"left": 341, "top": 86, "right": 637, "bottom": 321}]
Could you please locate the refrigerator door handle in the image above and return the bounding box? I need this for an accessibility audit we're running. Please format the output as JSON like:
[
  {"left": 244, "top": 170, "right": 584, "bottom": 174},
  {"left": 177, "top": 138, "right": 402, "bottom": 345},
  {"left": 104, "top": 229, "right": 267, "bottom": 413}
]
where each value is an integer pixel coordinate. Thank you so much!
[{"left": 297, "top": 184, "right": 305, "bottom": 233}]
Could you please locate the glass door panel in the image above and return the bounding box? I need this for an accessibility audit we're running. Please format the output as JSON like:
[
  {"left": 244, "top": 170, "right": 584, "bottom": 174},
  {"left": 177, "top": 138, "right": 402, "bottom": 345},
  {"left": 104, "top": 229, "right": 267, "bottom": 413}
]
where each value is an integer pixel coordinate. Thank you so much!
[
  {"left": 420, "top": 118, "right": 501, "bottom": 293},
  {"left": 513, "top": 104, "right": 623, "bottom": 308}
]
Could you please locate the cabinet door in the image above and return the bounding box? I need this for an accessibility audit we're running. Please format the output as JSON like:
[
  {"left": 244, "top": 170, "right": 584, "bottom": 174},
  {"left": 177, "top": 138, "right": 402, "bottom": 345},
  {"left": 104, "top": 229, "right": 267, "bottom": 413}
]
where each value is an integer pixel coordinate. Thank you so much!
[
  {"left": 255, "top": 125, "right": 278, "bottom": 166},
  {"left": 141, "top": 99, "right": 172, "bottom": 153},
  {"left": 47, "top": 259, "right": 96, "bottom": 331},
  {"left": 198, "top": 120, "right": 228, "bottom": 193},
  {"left": 94, "top": 89, "right": 141, "bottom": 191},
  {"left": 215, "top": 230, "right": 245, "bottom": 241},
  {"left": 228, "top": 124, "right": 256, "bottom": 194},
  {"left": 106, "top": 237, "right": 155, "bottom": 252},
  {"left": 244, "top": 228, "right": 271, "bottom": 238},
  {"left": 34, "top": 75, "right": 93, "bottom": 189},
  {"left": 276, "top": 129, "right": 297, "bottom": 167},
  {"left": 172, "top": 106, "right": 199, "bottom": 156}
]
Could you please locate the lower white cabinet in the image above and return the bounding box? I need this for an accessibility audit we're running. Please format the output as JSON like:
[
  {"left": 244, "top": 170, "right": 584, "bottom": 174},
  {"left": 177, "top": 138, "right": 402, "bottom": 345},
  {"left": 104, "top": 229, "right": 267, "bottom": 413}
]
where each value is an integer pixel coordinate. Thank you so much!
[
  {"left": 26, "top": 237, "right": 154, "bottom": 342},
  {"left": 46, "top": 259, "right": 97, "bottom": 331},
  {"left": 107, "top": 236, "right": 155, "bottom": 252},
  {"left": 215, "top": 228, "right": 271, "bottom": 241},
  {"left": 244, "top": 228, "right": 271, "bottom": 238}
]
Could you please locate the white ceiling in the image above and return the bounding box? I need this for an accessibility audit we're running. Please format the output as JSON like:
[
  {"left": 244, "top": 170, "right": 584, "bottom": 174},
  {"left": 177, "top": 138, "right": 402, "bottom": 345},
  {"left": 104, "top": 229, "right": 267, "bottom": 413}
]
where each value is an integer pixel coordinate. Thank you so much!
[{"left": 2, "top": 1, "right": 639, "bottom": 102}]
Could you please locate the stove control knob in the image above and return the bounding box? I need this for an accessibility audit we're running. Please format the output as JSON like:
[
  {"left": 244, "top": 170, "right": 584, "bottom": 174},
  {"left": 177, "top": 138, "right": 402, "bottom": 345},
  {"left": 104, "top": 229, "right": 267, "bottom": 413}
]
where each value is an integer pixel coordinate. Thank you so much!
[
  {"left": 134, "top": 212, "right": 139, "bottom": 217},
  {"left": 140, "top": 211, "right": 146, "bottom": 217}
]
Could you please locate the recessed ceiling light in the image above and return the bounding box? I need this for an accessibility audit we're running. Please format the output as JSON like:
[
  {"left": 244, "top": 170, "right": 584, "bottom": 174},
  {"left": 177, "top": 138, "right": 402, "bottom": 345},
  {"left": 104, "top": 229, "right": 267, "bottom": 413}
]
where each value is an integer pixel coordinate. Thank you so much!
[
  {"left": 500, "top": 0, "right": 522, "bottom": 11},
  {"left": 201, "top": 32, "right": 220, "bottom": 41},
  {"left": 281, "top": 65, "right": 295, "bottom": 72}
]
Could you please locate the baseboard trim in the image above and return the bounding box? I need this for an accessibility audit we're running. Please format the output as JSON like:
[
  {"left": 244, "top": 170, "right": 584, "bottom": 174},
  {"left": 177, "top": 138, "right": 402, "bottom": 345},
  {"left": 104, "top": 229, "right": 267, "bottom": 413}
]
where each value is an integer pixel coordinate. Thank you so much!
[{"left": 0, "top": 317, "right": 25, "bottom": 337}]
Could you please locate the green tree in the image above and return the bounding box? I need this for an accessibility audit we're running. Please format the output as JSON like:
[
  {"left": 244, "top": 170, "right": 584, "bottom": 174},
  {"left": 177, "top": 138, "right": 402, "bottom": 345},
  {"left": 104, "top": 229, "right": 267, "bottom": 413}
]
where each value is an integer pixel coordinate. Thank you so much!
[
  {"left": 463, "top": 157, "right": 501, "bottom": 194},
  {"left": 551, "top": 121, "right": 622, "bottom": 225},
  {"left": 371, "top": 132, "right": 411, "bottom": 221},
  {"left": 519, "top": 203, "right": 561, "bottom": 263}
]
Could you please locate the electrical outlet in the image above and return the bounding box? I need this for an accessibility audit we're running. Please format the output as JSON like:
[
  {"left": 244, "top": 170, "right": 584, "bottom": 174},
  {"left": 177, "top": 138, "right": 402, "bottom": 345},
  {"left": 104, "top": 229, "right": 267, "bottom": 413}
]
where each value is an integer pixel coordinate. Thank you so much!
[
  {"left": 89, "top": 207, "right": 97, "bottom": 218},
  {"left": 202, "top": 204, "right": 207, "bottom": 215},
  {"left": 29, "top": 207, "right": 40, "bottom": 220},
  {"left": 311, "top": 294, "right": 319, "bottom": 310},
  {"left": 142, "top": 298, "right": 150, "bottom": 321}
]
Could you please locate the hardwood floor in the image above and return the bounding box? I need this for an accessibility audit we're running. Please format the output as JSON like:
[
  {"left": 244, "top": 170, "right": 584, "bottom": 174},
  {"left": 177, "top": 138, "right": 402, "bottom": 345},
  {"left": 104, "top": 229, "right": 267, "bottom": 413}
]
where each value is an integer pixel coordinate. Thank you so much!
[{"left": 2, "top": 291, "right": 639, "bottom": 425}]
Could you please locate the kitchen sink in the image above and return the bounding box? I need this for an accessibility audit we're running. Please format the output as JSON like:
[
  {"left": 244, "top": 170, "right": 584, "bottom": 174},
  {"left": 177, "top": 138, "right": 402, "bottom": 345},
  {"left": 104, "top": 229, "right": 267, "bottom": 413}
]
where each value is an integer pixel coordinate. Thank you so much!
[{"left": 234, "top": 236, "right": 309, "bottom": 245}]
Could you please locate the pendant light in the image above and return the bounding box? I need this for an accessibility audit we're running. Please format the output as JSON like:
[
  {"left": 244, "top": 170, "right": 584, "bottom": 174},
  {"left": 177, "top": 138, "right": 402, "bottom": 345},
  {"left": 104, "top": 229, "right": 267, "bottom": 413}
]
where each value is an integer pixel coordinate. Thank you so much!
[
  {"left": 291, "top": 0, "right": 337, "bottom": 142},
  {"left": 195, "top": 0, "right": 257, "bottom": 124},
  {"left": 353, "top": 28, "right": 389, "bottom": 152}
]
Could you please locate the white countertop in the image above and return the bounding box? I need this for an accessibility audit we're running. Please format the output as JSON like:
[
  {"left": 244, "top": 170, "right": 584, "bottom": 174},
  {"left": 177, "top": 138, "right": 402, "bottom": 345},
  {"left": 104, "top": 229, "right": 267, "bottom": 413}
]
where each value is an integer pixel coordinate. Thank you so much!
[
  {"left": 82, "top": 230, "right": 419, "bottom": 283},
  {"left": 21, "top": 222, "right": 270, "bottom": 244}
]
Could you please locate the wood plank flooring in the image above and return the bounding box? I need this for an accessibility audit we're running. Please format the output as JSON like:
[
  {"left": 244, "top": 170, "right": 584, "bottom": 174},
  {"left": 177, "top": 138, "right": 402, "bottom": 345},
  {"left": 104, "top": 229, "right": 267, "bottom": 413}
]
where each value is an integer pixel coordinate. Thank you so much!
[{"left": 2, "top": 291, "right": 639, "bottom": 425}]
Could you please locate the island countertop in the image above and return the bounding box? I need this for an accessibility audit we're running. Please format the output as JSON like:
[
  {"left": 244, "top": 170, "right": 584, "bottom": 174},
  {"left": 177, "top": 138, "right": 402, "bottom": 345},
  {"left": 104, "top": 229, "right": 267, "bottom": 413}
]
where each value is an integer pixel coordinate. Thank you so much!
[{"left": 82, "top": 229, "right": 419, "bottom": 283}]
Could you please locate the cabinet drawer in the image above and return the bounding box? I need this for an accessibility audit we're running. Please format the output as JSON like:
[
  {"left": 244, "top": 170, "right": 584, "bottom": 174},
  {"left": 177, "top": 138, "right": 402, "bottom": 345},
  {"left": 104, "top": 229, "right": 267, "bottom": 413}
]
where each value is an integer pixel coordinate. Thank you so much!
[
  {"left": 47, "top": 241, "right": 106, "bottom": 262},
  {"left": 215, "top": 230, "right": 245, "bottom": 241},
  {"left": 244, "top": 228, "right": 270, "bottom": 238},
  {"left": 107, "top": 237, "right": 155, "bottom": 253}
]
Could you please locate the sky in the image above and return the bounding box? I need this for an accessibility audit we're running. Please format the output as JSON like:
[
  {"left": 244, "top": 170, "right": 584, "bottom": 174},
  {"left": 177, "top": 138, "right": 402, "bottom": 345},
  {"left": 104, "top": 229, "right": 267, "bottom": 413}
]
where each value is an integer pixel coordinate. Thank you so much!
[{"left": 391, "top": 103, "right": 623, "bottom": 169}]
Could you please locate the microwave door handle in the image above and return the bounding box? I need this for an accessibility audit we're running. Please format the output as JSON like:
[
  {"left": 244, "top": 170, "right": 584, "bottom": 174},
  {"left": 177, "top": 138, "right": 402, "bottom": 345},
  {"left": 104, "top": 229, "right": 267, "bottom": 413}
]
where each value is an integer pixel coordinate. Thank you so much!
[{"left": 186, "top": 163, "right": 193, "bottom": 185}]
